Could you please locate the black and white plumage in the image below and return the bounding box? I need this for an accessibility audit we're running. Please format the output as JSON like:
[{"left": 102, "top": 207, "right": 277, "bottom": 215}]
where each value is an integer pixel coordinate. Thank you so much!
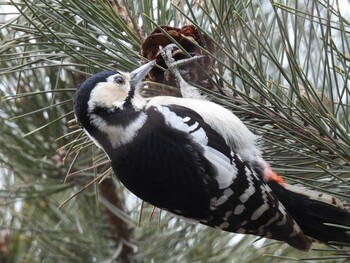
[{"left": 74, "top": 60, "right": 350, "bottom": 251}]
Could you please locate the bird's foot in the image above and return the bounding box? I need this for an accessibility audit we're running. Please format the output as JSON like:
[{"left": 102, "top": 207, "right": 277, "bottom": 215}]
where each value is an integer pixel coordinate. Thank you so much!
[{"left": 159, "top": 44, "right": 205, "bottom": 81}]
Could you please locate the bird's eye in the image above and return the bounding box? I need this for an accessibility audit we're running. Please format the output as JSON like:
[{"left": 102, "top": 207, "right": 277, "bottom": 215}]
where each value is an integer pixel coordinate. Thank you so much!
[{"left": 114, "top": 76, "right": 125, "bottom": 85}]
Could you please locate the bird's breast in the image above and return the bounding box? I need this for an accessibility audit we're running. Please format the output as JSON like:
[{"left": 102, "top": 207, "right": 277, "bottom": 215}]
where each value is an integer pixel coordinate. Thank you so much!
[{"left": 110, "top": 125, "right": 218, "bottom": 219}]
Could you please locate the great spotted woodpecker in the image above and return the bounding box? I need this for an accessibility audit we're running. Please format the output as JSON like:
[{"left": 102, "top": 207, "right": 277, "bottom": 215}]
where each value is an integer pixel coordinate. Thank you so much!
[{"left": 73, "top": 50, "right": 350, "bottom": 251}]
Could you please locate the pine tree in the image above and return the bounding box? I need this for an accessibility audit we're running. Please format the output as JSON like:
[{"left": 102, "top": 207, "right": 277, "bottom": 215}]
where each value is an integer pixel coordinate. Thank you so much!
[{"left": 1, "top": 1, "right": 349, "bottom": 262}]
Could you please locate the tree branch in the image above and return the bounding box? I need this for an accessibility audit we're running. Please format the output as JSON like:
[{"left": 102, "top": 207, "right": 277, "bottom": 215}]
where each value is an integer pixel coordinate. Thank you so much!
[{"left": 99, "top": 178, "right": 136, "bottom": 263}]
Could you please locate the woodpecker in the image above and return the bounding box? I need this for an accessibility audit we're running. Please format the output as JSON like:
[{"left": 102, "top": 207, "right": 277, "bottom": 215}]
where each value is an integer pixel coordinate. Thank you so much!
[{"left": 74, "top": 55, "right": 350, "bottom": 251}]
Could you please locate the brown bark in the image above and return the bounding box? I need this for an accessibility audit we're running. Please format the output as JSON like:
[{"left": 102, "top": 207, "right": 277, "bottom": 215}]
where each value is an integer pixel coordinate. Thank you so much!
[{"left": 99, "top": 178, "right": 135, "bottom": 263}]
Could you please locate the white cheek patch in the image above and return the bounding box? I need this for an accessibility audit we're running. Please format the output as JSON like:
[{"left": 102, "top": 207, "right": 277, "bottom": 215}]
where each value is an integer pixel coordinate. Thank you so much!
[
  {"left": 88, "top": 82, "right": 128, "bottom": 112},
  {"left": 90, "top": 112, "right": 148, "bottom": 148}
]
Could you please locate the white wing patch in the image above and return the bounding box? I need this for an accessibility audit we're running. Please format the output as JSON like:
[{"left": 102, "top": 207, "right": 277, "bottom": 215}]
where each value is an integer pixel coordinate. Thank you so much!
[
  {"left": 148, "top": 96, "right": 263, "bottom": 165},
  {"left": 203, "top": 148, "right": 237, "bottom": 189},
  {"left": 155, "top": 105, "right": 237, "bottom": 189},
  {"left": 156, "top": 106, "right": 207, "bottom": 142},
  {"left": 90, "top": 112, "right": 147, "bottom": 148}
]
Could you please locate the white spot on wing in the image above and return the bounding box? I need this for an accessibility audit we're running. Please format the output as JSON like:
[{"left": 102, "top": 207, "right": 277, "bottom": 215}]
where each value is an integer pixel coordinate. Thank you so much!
[
  {"left": 233, "top": 204, "right": 245, "bottom": 215},
  {"left": 251, "top": 203, "right": 269, "bottom": 220},
  {"left": 256, "top": 213, "right": 279, "bottom": 234},
  {"left": 236, "top": 228, "right": 246, "bottom": 234},
  {"left": 289, "top": 223, "right": 301, "bottom": 237},
  {"left": 188, "top": 121, "right": 199, "bottom": 131},
  {"left": 239, "top": 168, "right": 255, "bottom": 203},
  {"left": 212, "top": 188, "right": 235, "bottom": 211},
  {"left": 224, "top": 210, "right": 232, "bottom": 219},
  {"left": 220, "top": 222, "right": 230, "bottom": 229},
  {"left": 276, "top": 214, "right": 287, "bottom": 226},
  {"left": 216, "top": 195, "right": 228, "bottom": 206},
  {"left": 182, "top": 116, "right": 191, "bottom": 122},
  {"left": 223, "top": 188, "right": 234, "bottom": 197}
]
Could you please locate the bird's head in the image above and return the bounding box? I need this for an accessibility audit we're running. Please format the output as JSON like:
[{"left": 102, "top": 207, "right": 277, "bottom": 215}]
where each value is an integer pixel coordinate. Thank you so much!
[
  {"left": 73, "top": 61, "right": 155, "bottom": 152},
  {"left": 74, "top": 61, "right": 155, "bottom": 132}
]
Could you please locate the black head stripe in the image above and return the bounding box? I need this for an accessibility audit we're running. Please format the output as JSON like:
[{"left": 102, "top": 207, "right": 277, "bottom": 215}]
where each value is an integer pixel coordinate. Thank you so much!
[{"left": 123, "top": 86, "right": 135, "bottom": 108}]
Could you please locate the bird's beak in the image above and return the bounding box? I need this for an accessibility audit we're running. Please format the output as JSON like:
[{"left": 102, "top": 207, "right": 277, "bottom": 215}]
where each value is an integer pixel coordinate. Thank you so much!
[{"left": 130, "top": 60, "right": 155, "bottom": 89}]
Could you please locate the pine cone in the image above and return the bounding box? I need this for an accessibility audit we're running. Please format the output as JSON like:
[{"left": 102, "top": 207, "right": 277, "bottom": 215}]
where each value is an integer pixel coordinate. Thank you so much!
[{"left": 140, "top": 25, "right": 215, "bottom": 89}]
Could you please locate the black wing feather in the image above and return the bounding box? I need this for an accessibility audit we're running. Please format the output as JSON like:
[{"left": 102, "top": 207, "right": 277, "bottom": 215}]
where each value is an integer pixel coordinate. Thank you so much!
[{"left": 110, "top": 104, "right": 311, "bottom": 250}]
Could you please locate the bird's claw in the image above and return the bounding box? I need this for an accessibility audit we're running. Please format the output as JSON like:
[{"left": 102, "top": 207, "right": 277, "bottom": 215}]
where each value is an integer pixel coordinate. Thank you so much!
[
  {"left": 159, "top": 44, "right": 205, "bottom": 81},
  {"left": 159, "top": 44, "right": 177, "bottom": 68}
]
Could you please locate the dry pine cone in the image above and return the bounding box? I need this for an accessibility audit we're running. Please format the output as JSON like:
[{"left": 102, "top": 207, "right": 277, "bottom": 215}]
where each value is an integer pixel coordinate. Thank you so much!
[{"left": 140, "top": 25, "right": 215, "bottom": 89}]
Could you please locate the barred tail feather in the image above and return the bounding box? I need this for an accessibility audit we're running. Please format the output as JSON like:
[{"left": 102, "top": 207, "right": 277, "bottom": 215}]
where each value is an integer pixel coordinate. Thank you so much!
[
  {"left": 264, "top": 208, "right": 312, "bottom": 251},
  {"left": 268, "top": 181, "right": 350, "bottom": 246}
]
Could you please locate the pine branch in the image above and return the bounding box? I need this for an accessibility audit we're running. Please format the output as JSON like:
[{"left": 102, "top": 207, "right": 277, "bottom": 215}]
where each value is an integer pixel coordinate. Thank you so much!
[
  {"left": 99, "top": 178, "right": 136, "bottom": 263},
  {"left": 1, "top": 0, "right": 350, "bottom": 262},
  {"left": 108, "top": 0, "right": 145, "bottom": 41}
]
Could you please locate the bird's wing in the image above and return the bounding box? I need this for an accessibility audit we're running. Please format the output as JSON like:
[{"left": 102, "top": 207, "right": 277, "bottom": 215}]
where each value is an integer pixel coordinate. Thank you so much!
[
  {"left": 149, "top": 104, "right": 236, "bottom": 189},
  {"left": 146, "top": 103, "right": 310, "bottom": 250},
  {"left": 147, "top": 96, "right": 262, "bottom": 165}
]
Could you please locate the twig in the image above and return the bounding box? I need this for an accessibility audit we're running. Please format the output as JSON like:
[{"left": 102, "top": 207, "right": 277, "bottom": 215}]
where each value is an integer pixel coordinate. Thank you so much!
[
  {"left": 109, "top": 0, "right": 145, "bottom": 41},
  {"left": 99, "top": 178, "right": 135, "bottom": 263},
  {"left": 58, "top": 168, "right": 111, "bottom": 208}
]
